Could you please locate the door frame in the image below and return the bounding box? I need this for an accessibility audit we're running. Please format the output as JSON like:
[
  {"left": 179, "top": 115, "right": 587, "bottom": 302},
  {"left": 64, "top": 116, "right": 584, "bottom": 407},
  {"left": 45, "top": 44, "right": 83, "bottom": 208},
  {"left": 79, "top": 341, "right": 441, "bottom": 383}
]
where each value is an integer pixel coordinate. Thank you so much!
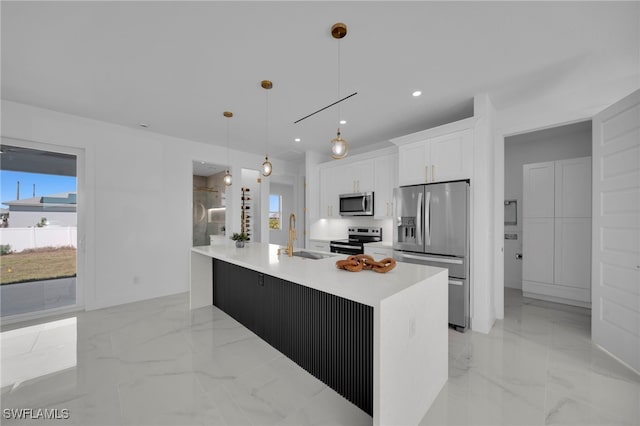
[
  {"left": 494, "top": 117, "right": 595, "bottom": 321},
  {"left": 0, "top": 137, "right": 86, "bottom": 325}
]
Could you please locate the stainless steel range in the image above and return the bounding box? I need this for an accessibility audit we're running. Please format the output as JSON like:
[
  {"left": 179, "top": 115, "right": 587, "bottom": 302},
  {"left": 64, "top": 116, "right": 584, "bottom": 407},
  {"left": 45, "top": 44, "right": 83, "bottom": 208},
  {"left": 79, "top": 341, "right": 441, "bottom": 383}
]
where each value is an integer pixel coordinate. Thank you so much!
[{"left": 330, "top": 227, "right": 382, "bottom": 255}]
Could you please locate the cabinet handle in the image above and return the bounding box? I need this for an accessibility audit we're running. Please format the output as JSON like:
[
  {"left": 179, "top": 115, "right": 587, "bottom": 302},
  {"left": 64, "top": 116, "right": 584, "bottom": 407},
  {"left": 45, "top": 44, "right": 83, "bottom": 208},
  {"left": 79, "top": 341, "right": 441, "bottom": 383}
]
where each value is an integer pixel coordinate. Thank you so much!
[
  {"left": 432, "top": 165, "right": 435, "bottom": 182},
  {"left": 425, "top": 165, "right": 429, "bottom": 182}
]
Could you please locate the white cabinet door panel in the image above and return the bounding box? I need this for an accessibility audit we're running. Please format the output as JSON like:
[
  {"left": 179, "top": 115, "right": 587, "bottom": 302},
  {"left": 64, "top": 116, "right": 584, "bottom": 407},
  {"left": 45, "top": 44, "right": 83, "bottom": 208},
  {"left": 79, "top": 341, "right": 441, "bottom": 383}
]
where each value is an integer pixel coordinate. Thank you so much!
[
  {"left": 398, "top": 141, "right": 428, "bottom": 186},
  {"left": 364, "top": 246, "right": 394, "bottom": 258},
  {"left": 374, "top": 155, "right": 397, "bottom": 218},
  {"left": 554, "top": 218, "right": 591, "bottom": 291},
  {"left": 555, "top": 157, "right": 592, "bottom": 218},
  {"left": 319, "top": 166, "right": 341, "bottom": 218},
  {"left": 429, "top": 129, "right": 473, "bottom": 182},
  {"left": 352, "top": 159, "right": 375, "bottom": 193},
  {"left": 523, "top": 218, "right": 554, "bottom": 284},
  {"left": 523, "top": 161, "right": 555, "bottom": 218},
  {"left": 309, "top": 241, "right": 330, "bottom": 253}
]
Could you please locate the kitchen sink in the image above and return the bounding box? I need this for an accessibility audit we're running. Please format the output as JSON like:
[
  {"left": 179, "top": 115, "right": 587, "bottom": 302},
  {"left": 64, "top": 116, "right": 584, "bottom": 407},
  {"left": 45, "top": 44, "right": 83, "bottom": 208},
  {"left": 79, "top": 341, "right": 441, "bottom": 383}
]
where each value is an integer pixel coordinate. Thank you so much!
[{"left": 292, "top": 250, "right": 336, "bottom": 260}]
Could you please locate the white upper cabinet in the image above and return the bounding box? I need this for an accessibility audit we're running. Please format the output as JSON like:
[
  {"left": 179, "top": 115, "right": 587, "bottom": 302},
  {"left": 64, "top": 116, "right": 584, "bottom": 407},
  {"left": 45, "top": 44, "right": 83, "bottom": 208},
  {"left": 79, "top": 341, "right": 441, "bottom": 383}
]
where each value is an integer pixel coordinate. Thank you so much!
[
  {"left": 318, "top": 159, "right": 375, "bottom": 218},
  {"left": 554, "top": 157, "right": 592, "bottom": 218},
  {"left": 523, "top": 161, "right": 555, "bottom": 218},
  {"left": 374, "top": 154, "right": 398, "bottom": 218},
  {"left": 319, "top": 166, "right": 343, "bottom": 218},
  {"left": 397, "top": 141, "right": 429, "bottom": 186},
  {"left": 397, "top": 128, "right": 472, "bottom": 186},
  {"left": 350, "top": 159, "right": 374, "bottom": 193},
  {"left": 317, "top": 151, "right": 398, "bottom": 219},
  {"left": 429, "top": 129, "right": 473, "bottom": 183}
]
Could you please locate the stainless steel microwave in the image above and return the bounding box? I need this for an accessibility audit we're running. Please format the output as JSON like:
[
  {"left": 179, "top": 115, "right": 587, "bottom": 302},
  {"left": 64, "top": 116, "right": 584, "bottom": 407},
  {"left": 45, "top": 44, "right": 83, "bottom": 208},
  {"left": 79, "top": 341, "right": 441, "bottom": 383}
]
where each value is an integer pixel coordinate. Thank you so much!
[{"left": 339, "top": 192, "right": 374, "bottom": 216}]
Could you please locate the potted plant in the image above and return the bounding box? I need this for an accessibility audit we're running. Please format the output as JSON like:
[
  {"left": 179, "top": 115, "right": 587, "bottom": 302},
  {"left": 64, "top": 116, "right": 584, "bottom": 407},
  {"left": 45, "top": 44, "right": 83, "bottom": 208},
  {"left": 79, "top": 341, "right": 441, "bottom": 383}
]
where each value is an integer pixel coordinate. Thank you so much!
[{"left": 231, "top": 232, "right": 248, "bottom": 248}]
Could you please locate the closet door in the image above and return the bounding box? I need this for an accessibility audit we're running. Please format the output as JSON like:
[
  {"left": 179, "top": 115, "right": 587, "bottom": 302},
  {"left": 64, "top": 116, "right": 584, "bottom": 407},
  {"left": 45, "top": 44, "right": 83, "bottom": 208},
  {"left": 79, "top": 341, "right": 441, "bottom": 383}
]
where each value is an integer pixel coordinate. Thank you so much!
[
  {"left": 523, "top": 161, "right": 555, "bottom": 218},
  {"left": 554, "top": 218, "right": 591, "bottom": 302},
  {"left": 555, "top": 157, "right": 592, "bottom": 218},
  {"left": 523, "top": 218, "right": 554, "bottom": 285}
]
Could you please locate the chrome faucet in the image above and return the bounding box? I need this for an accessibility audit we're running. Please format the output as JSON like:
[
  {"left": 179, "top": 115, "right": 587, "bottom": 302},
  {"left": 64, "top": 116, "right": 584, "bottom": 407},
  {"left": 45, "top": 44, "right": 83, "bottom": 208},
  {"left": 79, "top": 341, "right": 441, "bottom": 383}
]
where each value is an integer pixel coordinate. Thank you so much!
[{"left": 278, "top": 213, "right": 296, "bottom": 257}]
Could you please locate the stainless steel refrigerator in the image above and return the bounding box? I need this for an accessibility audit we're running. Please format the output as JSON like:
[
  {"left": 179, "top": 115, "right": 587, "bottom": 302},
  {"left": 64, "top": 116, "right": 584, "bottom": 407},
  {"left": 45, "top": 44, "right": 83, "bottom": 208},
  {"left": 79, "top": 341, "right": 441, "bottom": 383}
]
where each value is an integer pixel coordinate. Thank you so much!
[{"left": 393, "top": 180, "right": 470, "bottom": 331}]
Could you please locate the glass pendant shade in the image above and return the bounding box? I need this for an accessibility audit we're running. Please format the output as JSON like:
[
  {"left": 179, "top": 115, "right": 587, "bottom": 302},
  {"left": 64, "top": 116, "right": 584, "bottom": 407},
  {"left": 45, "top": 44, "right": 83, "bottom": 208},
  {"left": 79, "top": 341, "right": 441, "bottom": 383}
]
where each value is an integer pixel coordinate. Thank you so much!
[
  {"left": 223, "top": 170, "right": 232, "bottom": 186},
  {"left": 330, "top": 129, "right": 349, "bottom": 159},
  {"left": 262, "top": 156, "right": 272, "bottom": 177}
]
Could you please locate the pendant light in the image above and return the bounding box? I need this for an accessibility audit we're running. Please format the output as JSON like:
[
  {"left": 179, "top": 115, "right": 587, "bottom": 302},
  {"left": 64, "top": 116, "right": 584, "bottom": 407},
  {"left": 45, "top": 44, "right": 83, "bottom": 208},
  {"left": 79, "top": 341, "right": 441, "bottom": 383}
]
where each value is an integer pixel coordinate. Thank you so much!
[
  {"left": 330, "top": 22, "right": 349, "bottom": 160},
  {"left": 261, "top": 80, "right": 273, "bottom": 177},
  {"left": 223, "top": 111, "right": 233, "bottom": 186}
]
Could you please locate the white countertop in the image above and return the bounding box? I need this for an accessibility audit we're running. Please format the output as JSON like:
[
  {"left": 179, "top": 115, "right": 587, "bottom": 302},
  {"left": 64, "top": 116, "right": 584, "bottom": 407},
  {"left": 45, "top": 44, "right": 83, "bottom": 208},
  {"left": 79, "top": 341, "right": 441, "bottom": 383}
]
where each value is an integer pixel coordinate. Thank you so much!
[{"left": 191, "top": 242, "right": 446, "bottom": 307}]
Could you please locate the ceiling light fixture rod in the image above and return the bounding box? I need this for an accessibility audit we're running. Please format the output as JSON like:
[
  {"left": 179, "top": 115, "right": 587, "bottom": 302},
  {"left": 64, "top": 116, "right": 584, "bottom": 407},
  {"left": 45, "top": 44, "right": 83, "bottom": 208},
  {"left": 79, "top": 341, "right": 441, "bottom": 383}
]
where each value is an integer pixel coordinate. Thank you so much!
[{"left": 293, "top": 91, "right": 358, "bottom": 124}]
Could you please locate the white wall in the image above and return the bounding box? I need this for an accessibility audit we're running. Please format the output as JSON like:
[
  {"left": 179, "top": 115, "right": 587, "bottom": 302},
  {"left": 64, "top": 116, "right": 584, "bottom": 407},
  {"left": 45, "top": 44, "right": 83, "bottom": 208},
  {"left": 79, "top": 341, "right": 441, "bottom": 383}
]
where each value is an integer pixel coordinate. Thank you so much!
[
  {"left": 7, "top": 211, "right": 76, "bottom": 228},
  {"left": 0, "top": 227, "right": 77, "bottom": 252},
  {"left": 240, "top": 169, "right": 261, "bottom": 242},
  {"left": 2, "top": 100, "right": 298, "bottom": 311},
  {"left": 503, "top": 121, "right": 592, "bottom": 289},
  {"left": 471, "top": 94, "right": 497, "bottom": 333}
]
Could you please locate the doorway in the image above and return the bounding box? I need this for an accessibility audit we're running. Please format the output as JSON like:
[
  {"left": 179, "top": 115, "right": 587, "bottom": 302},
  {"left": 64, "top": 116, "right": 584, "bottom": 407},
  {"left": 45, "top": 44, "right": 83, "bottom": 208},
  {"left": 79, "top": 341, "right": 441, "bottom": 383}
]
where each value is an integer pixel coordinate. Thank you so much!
[
  {"left": 269, "top": 181, "right": 294, "bottom": 247},
  {"left": 503, "top": 121, "right": 592, "bottom": 313},
  {"left": 0, "top": 143, "right": 79, "bottom": 318},
  {"left": 192, "top": 162, "right": 227, "bottom": 247}
]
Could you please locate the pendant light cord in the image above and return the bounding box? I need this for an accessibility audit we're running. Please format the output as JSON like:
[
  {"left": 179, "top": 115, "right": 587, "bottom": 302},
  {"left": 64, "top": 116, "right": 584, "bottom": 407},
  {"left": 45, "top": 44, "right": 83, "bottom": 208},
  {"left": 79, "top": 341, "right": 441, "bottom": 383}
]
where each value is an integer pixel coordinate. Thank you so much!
[
  {"left": 265, "top": 88, "right": 269, "bottom": 158},
  {"left": 226, "top": 117, "right": 230, "bottom": 167},
  {"left": 337, "top": 39, "right": 341, "bottom": 123}
]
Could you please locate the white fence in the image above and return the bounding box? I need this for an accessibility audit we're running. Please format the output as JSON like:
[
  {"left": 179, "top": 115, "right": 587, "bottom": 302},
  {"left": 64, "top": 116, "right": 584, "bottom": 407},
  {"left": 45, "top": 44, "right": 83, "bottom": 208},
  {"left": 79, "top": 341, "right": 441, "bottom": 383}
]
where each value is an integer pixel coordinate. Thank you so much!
[{"left": 0, "top": 227, "right": 77, "bottom": 252}]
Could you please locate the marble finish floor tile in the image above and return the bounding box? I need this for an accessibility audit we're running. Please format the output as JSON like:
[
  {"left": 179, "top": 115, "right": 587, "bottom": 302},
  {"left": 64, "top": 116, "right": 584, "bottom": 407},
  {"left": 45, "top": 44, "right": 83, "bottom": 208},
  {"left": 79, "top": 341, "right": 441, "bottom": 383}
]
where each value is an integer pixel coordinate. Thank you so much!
[{"left": 2, "top": 289, "right": 639, "bottom": 425}]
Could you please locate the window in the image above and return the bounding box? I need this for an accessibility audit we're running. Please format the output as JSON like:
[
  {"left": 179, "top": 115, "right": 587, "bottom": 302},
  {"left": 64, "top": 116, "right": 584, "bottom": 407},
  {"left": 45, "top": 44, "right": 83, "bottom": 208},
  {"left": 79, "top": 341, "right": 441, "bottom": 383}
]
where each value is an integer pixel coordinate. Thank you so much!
[{"left": 269, "top": 194, "right": 281, "bottom": 230}]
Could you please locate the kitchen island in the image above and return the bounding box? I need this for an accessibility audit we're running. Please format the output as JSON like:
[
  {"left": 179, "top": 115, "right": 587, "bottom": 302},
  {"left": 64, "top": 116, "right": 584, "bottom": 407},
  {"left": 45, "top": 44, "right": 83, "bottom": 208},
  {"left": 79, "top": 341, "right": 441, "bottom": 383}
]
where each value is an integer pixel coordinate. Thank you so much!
[{"left": 191, "top": 242, "right": 448, "bottom": 426}]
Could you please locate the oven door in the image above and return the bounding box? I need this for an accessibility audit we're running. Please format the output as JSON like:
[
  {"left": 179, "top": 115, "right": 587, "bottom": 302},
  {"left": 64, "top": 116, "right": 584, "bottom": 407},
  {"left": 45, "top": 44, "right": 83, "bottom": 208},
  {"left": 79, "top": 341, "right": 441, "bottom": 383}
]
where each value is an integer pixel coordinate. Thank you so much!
[{"left": 330, "top": 242, "right": 363, "bottom": 255}]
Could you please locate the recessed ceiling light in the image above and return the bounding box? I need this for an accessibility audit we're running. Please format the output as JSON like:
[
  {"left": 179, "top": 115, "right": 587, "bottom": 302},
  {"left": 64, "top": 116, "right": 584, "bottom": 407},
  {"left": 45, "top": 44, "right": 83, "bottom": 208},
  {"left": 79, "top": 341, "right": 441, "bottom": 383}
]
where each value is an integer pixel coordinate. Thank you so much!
[
  {"left": 138, "top": 122, "right": 149, "bottom": 128},
  {"left": 294, "top": 138, "right": 301, "bottom": 142},
  {"left": 340, "top": 120, "right": 347, "bottom": 125},
  {"left": 412, "top": 91, "right": 422, "bottom": 97},
  {"left": 200, "top": 161, "right": 206, "bottom": 165}
]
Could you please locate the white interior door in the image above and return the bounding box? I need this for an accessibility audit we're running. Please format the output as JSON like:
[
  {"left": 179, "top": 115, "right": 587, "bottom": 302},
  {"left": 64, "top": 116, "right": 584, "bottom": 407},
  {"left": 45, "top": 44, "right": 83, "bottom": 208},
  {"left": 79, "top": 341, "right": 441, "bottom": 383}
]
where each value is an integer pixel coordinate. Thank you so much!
[{"left": 592, "top": 89, "right": 640, "bottom": 373}]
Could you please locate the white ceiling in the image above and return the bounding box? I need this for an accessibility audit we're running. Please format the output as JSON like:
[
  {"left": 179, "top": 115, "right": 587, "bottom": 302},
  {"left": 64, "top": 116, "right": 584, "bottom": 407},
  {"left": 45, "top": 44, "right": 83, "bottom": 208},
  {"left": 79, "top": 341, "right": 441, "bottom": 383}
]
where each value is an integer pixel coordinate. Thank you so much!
[{"left": 2, "top": 2, "right": 638, "bottom": 161}]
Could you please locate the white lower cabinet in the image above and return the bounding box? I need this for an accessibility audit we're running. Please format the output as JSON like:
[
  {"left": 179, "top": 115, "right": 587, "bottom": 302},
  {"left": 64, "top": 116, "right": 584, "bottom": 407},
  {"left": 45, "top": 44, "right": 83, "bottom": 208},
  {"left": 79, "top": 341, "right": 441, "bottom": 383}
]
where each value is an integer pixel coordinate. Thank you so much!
[
  {"left": 309, "top": 240, "right": 330, "bottom": 253},
  {"left": 522, "top": 218, "right": 555, "bottom": 285},
  {"left": 554, "top": 218, "right": 591, "bottom": 295},
  {"left": 364, "top": 245, "right": 394, "bottom": 259}
]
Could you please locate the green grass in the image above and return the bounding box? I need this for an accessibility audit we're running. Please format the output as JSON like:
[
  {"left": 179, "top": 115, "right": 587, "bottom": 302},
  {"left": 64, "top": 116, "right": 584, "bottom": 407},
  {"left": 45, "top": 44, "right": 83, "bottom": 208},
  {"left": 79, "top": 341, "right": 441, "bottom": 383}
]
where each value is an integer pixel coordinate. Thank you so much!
[{"left": 1, "top": 246, "right": 76, "bottom": 285}]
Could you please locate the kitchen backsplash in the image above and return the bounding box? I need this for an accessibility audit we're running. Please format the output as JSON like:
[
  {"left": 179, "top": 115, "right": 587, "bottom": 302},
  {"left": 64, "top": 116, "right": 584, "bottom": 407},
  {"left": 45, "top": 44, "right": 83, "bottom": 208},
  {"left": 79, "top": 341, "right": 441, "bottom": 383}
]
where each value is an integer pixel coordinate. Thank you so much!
[{"left": 310, "top": 218, "right": 393, "bottom": 242}]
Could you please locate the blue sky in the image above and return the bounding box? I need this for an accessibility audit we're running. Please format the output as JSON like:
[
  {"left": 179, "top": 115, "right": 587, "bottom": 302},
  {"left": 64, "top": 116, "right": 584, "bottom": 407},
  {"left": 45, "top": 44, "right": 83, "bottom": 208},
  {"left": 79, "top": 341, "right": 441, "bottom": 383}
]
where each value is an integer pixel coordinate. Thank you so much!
[
  {"left": 1, "top": 171, "right": 77, "bottom": 208},
  {"left": 269, "top": 194, "right": 280, "bottom": 214}
]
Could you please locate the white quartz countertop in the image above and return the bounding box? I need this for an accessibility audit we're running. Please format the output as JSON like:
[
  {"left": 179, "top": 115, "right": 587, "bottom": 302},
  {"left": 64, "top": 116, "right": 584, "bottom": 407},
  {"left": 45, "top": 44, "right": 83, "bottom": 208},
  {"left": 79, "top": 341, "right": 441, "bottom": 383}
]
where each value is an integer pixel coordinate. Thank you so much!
[{"left": 192, "top": 242, "right": 446, "bottom": 307}]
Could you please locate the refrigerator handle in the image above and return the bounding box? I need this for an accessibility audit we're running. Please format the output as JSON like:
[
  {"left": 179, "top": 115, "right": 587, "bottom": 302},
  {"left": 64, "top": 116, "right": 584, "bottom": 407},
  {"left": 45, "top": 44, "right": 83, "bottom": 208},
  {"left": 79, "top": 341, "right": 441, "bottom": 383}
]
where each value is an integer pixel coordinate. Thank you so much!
[
  {"left": 425, "top": 191, "right": 431, "bottom": 246},
  {"left": 416, "top": 191, "right": 422, "bottom": 245}
]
